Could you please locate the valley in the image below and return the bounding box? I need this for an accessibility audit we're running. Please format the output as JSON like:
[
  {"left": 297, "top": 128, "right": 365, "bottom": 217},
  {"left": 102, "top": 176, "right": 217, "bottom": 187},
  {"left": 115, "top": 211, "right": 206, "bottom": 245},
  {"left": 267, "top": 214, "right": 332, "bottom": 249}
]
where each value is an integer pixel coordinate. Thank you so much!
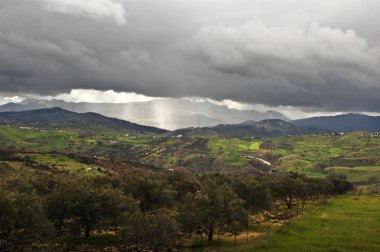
[
  {"left": 2, "top": 120, "right": 380, "bottom": 189},
  {"left": 0, "top": 108, "right": 379, "bottom": 251}
]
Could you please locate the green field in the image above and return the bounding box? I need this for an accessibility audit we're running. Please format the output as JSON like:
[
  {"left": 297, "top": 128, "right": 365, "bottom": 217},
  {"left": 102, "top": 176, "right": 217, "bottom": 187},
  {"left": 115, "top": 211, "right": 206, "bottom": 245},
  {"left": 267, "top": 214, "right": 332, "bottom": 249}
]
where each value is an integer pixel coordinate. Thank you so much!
[
  {"left": 208, "top": 138, "right": 261, "bottom": 167},
  {"left": 255, "top": 195, "right": 380, "bottom": 252},
  {"left": 195, "top": 195, "right": 380, "bottom": 252},
  {"left": 263, "top": 133, "right": 380, "bottom": 184}
]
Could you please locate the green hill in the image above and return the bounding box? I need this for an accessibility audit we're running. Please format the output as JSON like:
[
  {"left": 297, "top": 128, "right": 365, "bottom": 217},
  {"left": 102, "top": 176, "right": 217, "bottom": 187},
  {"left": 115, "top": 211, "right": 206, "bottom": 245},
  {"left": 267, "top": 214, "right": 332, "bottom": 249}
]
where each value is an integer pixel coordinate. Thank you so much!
[{"left": 0, "top": 107, "right": 167, "bottom": 134}]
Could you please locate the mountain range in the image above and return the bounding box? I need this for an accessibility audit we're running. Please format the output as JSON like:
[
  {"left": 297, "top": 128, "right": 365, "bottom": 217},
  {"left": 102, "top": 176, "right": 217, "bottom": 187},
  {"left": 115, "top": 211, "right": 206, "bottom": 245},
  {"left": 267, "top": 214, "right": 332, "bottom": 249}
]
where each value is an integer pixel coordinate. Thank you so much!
[
  {"left": 0, "top": 107, "right": 297, "bottom": 137},
  {"left": 0, "top": 99, "right": 288, "bottom": 130},
  {"left": 1, "top": 100, "right": 380, "bottom": 135}
]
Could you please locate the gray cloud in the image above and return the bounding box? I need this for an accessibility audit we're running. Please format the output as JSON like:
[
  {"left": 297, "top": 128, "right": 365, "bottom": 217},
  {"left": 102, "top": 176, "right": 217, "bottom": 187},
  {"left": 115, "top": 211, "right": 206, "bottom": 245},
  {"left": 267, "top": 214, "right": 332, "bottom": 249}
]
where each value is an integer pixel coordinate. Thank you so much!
[
  {"left": 186, "top": 21, "right": 380, "bottom": 109},
  {"left": 0, "top": 0, "right": 380, "bottom": 112}
]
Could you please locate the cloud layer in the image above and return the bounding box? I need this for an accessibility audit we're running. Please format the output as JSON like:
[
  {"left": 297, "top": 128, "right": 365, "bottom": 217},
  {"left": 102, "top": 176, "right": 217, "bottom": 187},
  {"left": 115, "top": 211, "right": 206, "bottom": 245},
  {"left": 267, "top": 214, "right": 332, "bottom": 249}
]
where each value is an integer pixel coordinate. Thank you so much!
[{"left": 0, "top": 0, "right": 380, "bottom": 112}]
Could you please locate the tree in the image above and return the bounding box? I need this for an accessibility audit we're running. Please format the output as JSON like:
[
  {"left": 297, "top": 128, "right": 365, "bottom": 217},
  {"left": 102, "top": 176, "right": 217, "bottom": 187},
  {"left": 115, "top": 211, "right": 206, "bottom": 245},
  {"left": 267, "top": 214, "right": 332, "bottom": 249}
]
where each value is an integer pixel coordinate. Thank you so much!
[
  {"left": 195, "top": 179, "right": 248, "bottom": 241},
  {"left": 167, "top": 172, "right": 201, "bottom": 203},
  {"left": 0, "top": 190, "right": 54, "bottom": 240},
  {"left": 327, "top": 173, "right": 353, "bottom": 195},
  {"left": 231, "top": 176, "right": 273, "bottom": 213},
  {"left": 177, "top": 194, "right": 202, "bottom": 237},
  {"left": 0, "top": 192, "right": 15, "bottom": 239},
  {"left": 272, "top": 175, "right": 305, "bottom": 209},
  {"left": 122, "top": 172, "right": 175, "bottom": 212},
  {"left": 123, "top": 210, "right": 178, "bottom": 252},
  {"left": 47, "top": 177, "right": 138, "bottom": 238}
]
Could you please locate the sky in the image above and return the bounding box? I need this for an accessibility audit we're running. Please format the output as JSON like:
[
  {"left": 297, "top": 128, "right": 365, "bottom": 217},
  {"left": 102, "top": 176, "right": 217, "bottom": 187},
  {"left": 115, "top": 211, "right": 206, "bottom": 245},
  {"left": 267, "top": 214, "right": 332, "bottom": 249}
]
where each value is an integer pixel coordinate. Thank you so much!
[{"left": 0, "top": 0, "right": 380, "bottom": 118}]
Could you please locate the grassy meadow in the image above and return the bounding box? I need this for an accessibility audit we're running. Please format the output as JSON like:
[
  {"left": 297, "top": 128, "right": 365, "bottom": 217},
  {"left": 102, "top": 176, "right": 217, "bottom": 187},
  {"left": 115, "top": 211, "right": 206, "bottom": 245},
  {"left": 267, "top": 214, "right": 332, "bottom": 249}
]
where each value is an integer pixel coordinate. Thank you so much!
[{"left": 192, "top": 195, "right": 380, "bottom": 252}]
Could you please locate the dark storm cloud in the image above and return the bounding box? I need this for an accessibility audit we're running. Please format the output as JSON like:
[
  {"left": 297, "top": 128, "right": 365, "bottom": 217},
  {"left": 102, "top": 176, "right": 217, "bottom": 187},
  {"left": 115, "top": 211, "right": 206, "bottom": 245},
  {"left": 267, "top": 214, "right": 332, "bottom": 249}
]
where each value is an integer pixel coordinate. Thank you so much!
[{"left": 0, "top": 0, "right": 380, "bottom": 112}]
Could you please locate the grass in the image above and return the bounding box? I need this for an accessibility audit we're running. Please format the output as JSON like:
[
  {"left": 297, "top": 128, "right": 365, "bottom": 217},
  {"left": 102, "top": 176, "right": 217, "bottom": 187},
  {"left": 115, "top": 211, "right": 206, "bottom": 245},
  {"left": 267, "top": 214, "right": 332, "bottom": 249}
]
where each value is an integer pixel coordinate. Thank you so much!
[
  {"left": 191, "top": 195, "right": 380, "bottom": 252},
  {"left": 0, "top": 152, "right": 106, "bottom": 176},
  {"left": 251, "top": 195, "right": 380, "bottom": 252},
  {"left": 20, "top": 153, "right": 104, "bottom": 175},
  {"left": 208, "top": 138, "right": 261, "bottom": 167},
  {"left": 325, "top": 166, "right": 380, "bottom": 183},
  {"left": 0, "top": 126, "right": 78, "bottom": 150}
]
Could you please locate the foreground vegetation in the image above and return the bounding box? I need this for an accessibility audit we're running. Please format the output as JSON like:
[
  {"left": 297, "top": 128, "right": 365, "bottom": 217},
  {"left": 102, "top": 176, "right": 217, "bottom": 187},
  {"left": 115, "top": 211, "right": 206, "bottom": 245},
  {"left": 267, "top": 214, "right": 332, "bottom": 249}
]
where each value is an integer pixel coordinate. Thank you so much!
[{"left": 0, "top": 169, "right": 351, "bottom": 251}]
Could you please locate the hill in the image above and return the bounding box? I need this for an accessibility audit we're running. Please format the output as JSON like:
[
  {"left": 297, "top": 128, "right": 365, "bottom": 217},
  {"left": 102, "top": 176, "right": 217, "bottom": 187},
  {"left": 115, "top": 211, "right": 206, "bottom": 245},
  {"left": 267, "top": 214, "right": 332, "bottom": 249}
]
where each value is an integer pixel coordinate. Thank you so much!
[
  {"left": 0, "top": 107, "right": 167, "bottom": 133},
  {"left": 292, "top": 113, "right": 380, "bottom": 133},
  {"left": 172, "top": 119, "right": 302, "bottom": 137}
]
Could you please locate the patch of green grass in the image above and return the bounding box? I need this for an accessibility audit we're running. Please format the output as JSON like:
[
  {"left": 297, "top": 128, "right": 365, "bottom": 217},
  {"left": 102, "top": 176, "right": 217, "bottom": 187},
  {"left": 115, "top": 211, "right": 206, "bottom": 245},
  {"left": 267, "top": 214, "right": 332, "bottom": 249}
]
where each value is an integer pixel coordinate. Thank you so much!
[
  {"left": 16, "top": 153, "right": 104, "bottom": 175},
  {"left": 354, "top": 166, "right": 380, "bottom": 171},
  {"left": 202, "top": 195, "right": 380, "bottom": 252},
  {"left": 0, "top": 126, "right": 79, "bottom": 150},
  {"left": 325, "top": 166, "right": 380, "bottom": 183},
  {"left": 329, "top": 147, "right": 342, "bottom": 156},
  {"left": 208, "top": 138, "right": 261, "bottom": 167}
]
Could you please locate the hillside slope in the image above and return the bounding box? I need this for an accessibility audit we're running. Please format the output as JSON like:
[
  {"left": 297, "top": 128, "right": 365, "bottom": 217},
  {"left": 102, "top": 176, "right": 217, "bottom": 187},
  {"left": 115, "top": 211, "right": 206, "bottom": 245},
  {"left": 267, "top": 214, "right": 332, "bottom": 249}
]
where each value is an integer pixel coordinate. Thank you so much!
[
  {"left": 292, "top": 113, "right": 380, "bottom": 133},
  {"left": 0, "top": 107, "right": 167, "bottom": 133},
  {"left": 172, "top": 119, "right": 302, "bottom": 137}
]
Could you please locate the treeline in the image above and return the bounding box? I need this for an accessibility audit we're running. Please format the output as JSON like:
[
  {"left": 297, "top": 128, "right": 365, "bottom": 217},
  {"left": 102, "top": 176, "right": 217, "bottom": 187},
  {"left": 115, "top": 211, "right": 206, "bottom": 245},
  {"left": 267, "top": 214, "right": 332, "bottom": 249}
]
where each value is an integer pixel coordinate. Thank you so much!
[{"left": 0, "top": 171, "right": 352, "bottom": 251}]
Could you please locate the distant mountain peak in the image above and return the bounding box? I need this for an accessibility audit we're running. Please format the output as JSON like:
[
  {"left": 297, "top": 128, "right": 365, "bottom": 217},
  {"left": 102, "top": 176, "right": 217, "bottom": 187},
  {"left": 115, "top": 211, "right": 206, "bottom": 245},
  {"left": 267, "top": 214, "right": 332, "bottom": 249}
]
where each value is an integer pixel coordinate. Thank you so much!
[
  {"left": 41, "top": 107, "right": 69, "bottom": 112},
  {"left": 238, "top": 120, "right": 257, "bottom": 126},
  {"left": 264, "top": 110, "right": 288, "bottom": 119}
]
